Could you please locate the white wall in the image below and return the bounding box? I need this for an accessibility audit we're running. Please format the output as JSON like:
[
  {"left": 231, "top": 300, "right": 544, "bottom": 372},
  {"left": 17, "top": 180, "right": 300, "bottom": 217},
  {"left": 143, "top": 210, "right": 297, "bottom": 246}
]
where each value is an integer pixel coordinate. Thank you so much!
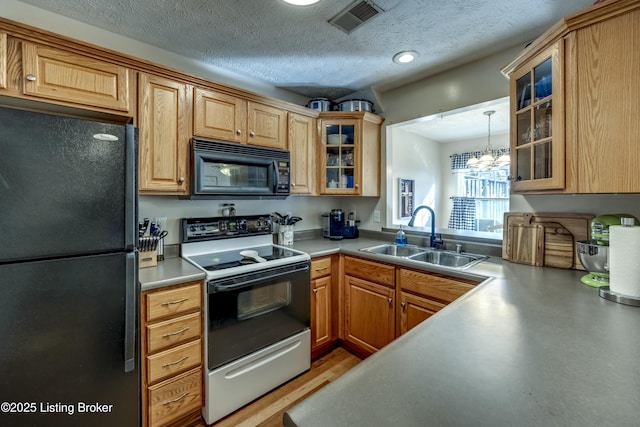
[{"left": 388, "top": 128, "right": 441, "bottom": 227}]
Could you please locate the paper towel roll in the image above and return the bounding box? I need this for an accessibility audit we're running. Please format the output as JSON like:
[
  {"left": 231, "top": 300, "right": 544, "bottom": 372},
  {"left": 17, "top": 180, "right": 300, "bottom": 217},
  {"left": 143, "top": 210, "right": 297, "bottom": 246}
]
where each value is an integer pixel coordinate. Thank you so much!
[{"left": 609, "top": 224, "right": 640, "bottom": 297}]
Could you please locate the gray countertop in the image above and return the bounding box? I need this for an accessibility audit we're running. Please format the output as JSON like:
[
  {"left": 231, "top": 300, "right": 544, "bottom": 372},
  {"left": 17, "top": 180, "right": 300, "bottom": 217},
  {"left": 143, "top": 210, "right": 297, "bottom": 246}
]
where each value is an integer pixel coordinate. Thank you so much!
[
  {"left": 137, "top": 236, "right": 640, "bottom": 426},
  {"left": 284, "top": 238, "right": 640, "bottom": 427},
  {"left": 138, "top": 256, "right": 205, "bottom": 291}
]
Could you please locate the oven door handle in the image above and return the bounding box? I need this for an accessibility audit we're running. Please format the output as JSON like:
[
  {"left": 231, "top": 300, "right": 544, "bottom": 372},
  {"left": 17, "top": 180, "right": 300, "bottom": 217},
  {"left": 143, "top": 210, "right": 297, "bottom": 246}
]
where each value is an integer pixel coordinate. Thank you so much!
[{"left": 210, "top": 263, "right": 309, "bottom": 293}]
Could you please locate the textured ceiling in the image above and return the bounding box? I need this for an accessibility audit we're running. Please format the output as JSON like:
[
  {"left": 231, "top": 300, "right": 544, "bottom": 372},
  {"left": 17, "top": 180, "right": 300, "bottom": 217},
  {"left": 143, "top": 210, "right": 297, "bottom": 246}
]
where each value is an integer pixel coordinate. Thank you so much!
[{"left": 18, "top": 0, "right": 595, "bottom": 103}]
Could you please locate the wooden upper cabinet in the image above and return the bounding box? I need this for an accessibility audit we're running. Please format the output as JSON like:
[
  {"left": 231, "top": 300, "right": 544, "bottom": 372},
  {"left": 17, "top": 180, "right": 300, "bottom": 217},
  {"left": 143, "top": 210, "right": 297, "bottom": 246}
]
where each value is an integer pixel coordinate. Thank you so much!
[
  {"left": 21, "top": 42, "right": 132, "bottom": 113},
  {"left": 572, "top": 6, "right": 640, "bottom": 192},
  {"left": 503, "top": 0, "right": 640, "bottom": 193},
  {"left": 318, "top": 112, "right": 383, "bottom": 196},
  {"left": 193, "top": 87, "right": 287, "bottom": 149},
  {"left": 288, "top": 112, "right": 316, "bottom": 194},
  {"left": 193, "top": 87, "right": 246, "bottom": 143},
  {"left": 247, "top": 101, "right": 287, "bottom": 149},
  {"left": 509, "top": 40, "right": 565, "bottom": 192},
  {"left": 0, "top": 33, "right": 7, "bottom": 89},
  {"left": 138, "top": 73, "right": 192, "bottom": 194}
]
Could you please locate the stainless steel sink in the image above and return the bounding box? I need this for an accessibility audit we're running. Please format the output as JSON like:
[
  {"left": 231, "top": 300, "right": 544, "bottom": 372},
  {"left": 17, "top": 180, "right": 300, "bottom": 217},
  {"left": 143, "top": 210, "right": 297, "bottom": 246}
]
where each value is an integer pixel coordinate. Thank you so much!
[
  {"left": 359, "top": 244, "right": 429, "bottom": 257},
  {"left": 359, "top": 243, "right": 487, "bottom": 269},
  {"left": 407, "top": 250, "right": 488, "bottom": 269}
]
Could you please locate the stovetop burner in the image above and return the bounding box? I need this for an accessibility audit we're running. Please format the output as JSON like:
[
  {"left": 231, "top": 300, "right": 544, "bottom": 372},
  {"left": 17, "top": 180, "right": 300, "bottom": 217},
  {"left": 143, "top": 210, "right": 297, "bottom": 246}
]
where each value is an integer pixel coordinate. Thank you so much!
[
  {"left": 180, "top": 215, "right": 311, "bottom": 280},
  {"left": 188, "top": 245, "right": 301, "bottom": 271}
]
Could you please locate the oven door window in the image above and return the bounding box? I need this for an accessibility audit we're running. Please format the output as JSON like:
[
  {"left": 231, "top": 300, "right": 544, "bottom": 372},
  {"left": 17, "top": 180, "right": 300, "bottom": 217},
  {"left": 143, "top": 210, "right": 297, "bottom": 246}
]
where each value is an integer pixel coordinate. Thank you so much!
[{"left": 208, "top": 266, "right": 310, "bottom": 370}]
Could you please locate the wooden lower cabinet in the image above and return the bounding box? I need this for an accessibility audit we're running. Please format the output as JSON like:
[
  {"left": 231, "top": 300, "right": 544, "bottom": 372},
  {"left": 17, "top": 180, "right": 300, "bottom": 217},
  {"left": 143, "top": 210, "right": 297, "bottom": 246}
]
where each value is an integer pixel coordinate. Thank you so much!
[
  {"left": 398, "top": 291, "right": 445, "bottom": 335},
  {"left": 342, "top": 256, "right": 396, "bottom": 357},
  {"left": 340, "top": 256, "right": 480, "bottom": 355},
  {"left": 397, "top": 268, "right": 478, "bottom": 336},
  {"left": 343, "top": 275, "right": 395, "bottom": 356},
  {"left": 148, "top": 368, "right": 203, "bottom": 427},
  {"left": 310, "top": 256, "right": 336, "bottom": 357},
  {"left": 141, "top": 280, "right": 204, "bottom": 427}
]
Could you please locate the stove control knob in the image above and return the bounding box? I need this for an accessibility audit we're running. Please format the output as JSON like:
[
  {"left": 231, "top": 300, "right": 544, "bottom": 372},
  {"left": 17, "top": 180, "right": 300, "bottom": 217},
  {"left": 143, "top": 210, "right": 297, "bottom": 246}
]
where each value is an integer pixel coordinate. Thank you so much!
[
  {"left": 189, "top": 225, "right": 197, "bottom": 232},
  {"left": 237, "top": 219, "right": 248, "bottom": 232},
  {"left": 200, "top": 225, "right": 206, "bottom": 231}
]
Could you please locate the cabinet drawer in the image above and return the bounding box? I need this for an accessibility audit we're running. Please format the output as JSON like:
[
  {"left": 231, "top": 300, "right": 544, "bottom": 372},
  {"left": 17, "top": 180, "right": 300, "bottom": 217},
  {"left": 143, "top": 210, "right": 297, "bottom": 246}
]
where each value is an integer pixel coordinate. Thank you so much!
[
  {"left": 147, "top": 339, "right": 202, "bottom": 385},
  {"left": 311, "top": 257, "right": 332, "bottom": 280},
  {"left": 344, "top": 256, "right": 395, "bottom": 287},
  {"left": 399, "top": 269, "right": 476, "bottom": 304},
  {"left": 146, "top": 282, "right": 201, "bottom": 322},
  {"left": 147, "top": 312, "right": 201, "bottom": 354},
  {"left": 148, "top": 368, "right": 202, "bottom": 427}
]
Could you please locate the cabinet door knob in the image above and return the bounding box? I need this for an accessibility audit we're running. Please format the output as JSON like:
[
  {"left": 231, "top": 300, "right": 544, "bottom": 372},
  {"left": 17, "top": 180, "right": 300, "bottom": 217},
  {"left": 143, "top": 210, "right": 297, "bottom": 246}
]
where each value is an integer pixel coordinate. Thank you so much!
[
  {"left": 355, "top": 184, "right": 359, "bottom": 189},
  {"left": 312, "top": 288, "right": 318, "bottom": 294},
  {"left": 292, "top": 182, "right": 296, "bottom": 187},
  {"left": 387, "top": 297, "right": 392, "bottom": 305},
  {"left": 236, "top": 129, "right": 242, "bottom": 135},
  {"left": 401, "top": 302, "right": 406, "bottom": 309},
  {"left": 25, "top": 74, "right": 37, "bottom": 81},
  {"left": 177, "top": 176, "right": 185, "bottom": 183},
  {"left": 249, "top": 131, "right": 256, "bottom": 138}
]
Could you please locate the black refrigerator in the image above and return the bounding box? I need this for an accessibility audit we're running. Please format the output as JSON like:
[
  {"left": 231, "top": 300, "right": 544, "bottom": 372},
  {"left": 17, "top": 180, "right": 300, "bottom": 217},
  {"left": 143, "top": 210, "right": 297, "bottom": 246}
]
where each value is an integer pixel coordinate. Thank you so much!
[{"left": 0, "top": 106, "right": 140, "bottom": 426}]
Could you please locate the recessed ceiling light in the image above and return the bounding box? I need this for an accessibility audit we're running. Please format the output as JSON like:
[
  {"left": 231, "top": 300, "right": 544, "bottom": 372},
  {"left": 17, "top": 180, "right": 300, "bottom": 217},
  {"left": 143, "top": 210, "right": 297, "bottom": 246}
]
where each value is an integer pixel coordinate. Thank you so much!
[
  {"left": 282, "top": 0, "right": 320, "bottom": 5},
  {"left": 393, "top": 51, "right": 418, "bottom": 64}
]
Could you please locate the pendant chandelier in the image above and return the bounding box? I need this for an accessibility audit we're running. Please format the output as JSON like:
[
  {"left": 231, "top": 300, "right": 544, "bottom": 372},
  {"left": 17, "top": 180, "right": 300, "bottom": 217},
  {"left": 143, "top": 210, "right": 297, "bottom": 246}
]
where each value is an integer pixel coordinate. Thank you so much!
[{"left": 466, "top": 110, "right": 510, "bottom": 169}]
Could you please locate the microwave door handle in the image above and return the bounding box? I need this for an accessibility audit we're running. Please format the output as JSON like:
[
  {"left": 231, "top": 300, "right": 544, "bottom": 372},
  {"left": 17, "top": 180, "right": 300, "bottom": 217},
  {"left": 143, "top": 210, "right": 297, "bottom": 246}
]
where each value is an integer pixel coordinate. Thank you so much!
[{"left": 271, "top": 161, "right": 278, "bottom": 193}]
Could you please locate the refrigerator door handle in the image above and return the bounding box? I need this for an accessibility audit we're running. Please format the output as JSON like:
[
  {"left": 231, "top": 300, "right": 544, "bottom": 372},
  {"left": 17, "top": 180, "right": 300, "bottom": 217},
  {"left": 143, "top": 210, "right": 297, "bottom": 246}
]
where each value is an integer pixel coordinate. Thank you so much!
[
  {"left": 124, "top": 252, "right": 137, "bottom": 373},
  {"left": 125, "top": 124, "right": 138, "bottom": 251}
]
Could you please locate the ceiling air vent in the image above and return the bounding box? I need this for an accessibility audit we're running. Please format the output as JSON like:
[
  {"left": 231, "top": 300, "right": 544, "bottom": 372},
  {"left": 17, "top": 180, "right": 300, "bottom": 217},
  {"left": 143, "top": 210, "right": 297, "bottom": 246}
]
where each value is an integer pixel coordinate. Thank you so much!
[{"left": 329, "top": 0, "right": 384, "bottom": 34}]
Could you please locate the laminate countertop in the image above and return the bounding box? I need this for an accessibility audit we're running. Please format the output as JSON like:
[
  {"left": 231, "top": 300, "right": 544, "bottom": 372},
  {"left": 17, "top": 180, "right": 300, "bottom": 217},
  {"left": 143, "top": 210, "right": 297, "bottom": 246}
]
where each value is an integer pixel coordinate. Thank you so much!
[{"left": 284, "top": 238, "right": 640, "bottom": 427}]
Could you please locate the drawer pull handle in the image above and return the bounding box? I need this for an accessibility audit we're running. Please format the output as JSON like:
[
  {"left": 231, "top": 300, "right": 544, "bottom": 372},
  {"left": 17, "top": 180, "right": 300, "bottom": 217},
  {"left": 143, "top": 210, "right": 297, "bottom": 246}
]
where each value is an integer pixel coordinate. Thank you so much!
[
  {"left": 161, "top": 298, "right": 189, "bottom": 306},
  {"left": 162, "top": 392, "right": 190, "bottom": 406},
  {"left": 162, "top": 356, "right": 189, "bottom": 368},
  {"left": 314, "top": 267, "right": 328, "bottom": 272},
  {"left": 162, "top": 327, "right": 190, "bottom": 338}
]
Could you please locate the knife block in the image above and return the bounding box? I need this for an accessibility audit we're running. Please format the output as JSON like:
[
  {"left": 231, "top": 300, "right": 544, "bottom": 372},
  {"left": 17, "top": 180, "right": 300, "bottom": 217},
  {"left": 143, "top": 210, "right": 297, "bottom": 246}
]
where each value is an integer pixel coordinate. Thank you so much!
[{"left": 139, "top": 250, "right": 158, "bottom": 268}]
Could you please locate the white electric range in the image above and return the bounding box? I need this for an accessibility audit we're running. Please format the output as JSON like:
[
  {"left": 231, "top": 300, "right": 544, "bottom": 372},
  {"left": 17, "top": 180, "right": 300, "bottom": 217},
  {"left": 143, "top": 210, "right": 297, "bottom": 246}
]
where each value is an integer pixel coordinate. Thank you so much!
[{"left": 180, "top": 215, "right": 311, "bottom": 424}]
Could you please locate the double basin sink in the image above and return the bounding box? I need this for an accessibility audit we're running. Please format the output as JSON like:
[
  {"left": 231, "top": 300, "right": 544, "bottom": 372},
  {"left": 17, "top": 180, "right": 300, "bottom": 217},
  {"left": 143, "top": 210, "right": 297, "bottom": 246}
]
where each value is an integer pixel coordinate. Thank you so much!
[{"left": 359, "top": 243, "right": 488, "bottom": 269}]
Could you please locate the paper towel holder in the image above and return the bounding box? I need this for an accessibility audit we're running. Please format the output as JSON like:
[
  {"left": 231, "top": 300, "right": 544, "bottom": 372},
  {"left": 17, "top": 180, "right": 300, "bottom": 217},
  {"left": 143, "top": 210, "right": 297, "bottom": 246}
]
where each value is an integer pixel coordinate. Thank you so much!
[
  {"left": 602, "top": 216, "right": 640, "bottom": 306},
  {"left": 599, "top": 287, "right": 640, "bottom": 307}
]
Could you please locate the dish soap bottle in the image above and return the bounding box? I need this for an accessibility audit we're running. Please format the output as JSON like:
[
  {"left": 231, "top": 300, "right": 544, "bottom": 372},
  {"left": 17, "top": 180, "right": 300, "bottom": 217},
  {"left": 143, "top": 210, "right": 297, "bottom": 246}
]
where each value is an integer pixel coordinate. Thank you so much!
[{"left": 396, "top": 226, "right": 407, "bottom": 246}]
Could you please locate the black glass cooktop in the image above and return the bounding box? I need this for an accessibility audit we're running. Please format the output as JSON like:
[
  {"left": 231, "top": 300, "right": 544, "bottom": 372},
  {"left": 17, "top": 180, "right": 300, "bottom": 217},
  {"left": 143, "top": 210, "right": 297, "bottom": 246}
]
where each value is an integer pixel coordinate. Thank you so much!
[{"left": 189, "top": 245, "right": 300, "bottom": 271}]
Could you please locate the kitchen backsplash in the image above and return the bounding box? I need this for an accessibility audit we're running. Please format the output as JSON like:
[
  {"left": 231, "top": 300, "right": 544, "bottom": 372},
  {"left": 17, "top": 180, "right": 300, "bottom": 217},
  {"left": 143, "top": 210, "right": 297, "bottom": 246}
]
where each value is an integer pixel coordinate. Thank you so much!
[{"left": 139, "top": 195, "right": 379, "bottom": 245}]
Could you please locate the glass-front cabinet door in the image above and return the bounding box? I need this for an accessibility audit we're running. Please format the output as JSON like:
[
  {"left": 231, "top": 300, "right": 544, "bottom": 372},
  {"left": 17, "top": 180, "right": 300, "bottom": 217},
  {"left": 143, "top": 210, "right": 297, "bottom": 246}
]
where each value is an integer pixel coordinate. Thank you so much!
[
  {"left": 320, "top": 119, "right": 361, "bottom": 195},
  {"left": 510, "top": 40, "right": 565, "bottom": 192}
]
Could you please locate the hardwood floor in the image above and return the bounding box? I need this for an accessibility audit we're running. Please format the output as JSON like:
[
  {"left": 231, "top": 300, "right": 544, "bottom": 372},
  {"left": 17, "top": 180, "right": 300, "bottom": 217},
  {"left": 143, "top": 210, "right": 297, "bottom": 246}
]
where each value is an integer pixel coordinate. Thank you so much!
[{"left": 192, "top": 347, "right": 362, "bottom": 427}]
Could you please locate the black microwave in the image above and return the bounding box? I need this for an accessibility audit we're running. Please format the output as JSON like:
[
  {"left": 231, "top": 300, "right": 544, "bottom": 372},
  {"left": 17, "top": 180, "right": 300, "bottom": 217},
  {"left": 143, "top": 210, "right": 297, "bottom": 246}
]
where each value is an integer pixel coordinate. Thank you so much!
[{"left": 190, "top": 138, "right": 290, "bottom": 199}]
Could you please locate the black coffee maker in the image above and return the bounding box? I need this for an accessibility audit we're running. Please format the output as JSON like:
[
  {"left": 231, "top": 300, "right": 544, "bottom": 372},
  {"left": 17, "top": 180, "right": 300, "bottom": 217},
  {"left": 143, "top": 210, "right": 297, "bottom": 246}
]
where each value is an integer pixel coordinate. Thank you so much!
[{"left": 328, "top": 209, "right": 344, "bottom": 240}]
